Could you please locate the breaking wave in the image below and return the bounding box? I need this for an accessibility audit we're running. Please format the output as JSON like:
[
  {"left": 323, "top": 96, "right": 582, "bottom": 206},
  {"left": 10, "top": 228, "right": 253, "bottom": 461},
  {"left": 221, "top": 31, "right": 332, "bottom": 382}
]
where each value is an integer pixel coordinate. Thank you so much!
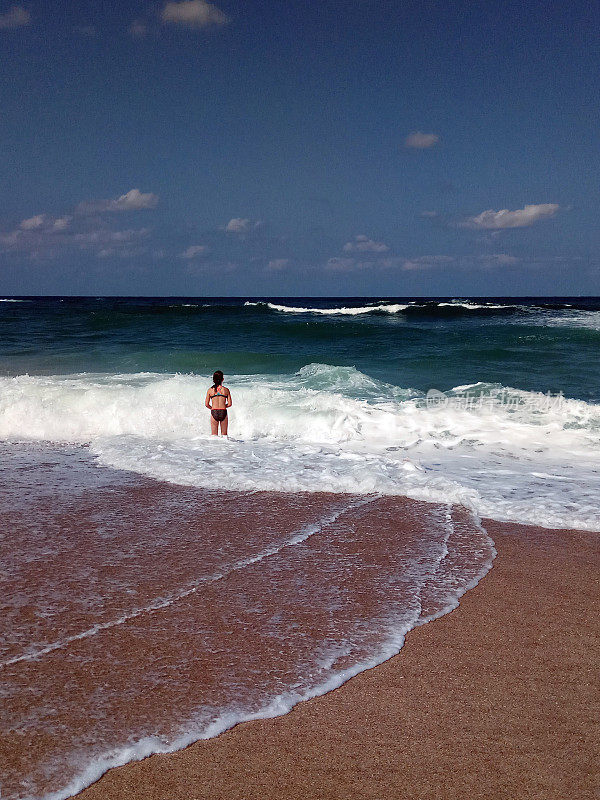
[
  {"left": 244, "top": 300, "right": 524, "bottom": 316},
  {"left": 1, "top": 364, "right": 599, "bottom": 529}
]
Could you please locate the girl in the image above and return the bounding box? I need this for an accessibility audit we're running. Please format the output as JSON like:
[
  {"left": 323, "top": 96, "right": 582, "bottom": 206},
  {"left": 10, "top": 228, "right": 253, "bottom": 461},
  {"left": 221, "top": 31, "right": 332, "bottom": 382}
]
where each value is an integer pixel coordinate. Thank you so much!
[{"left": 205, "top": 370, "right": 232, "bottom": 436}]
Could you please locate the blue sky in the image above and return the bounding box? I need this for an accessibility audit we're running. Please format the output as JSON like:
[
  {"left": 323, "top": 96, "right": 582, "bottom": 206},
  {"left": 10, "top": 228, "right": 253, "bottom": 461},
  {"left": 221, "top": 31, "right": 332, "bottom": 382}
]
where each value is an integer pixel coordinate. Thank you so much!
[{"left": 0, "top": 0, "right": 598, "bottom": 296}]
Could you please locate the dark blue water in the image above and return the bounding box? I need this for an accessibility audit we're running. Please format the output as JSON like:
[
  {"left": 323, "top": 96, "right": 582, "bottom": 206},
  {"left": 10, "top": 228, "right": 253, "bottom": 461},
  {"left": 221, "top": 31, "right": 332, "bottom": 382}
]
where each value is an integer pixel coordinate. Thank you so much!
[{"left": 1, "top": 296, "right": 599, "bottom": 401}]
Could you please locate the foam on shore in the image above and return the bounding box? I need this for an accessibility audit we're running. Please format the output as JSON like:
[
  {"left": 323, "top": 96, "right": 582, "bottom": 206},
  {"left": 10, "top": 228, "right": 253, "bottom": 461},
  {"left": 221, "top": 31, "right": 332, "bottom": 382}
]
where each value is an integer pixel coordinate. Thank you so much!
[{"left": 1, "top": 365, "right": 599, "bottom": 529}]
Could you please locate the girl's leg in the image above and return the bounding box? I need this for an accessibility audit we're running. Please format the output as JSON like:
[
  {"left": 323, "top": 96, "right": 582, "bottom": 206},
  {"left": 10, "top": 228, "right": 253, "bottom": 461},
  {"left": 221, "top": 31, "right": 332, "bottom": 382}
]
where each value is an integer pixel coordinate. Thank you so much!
[
  {"left": 210, "top": 415, "right": 219, "bottom": 435},
  {"left": 220, "top": 415, "right": 229, "bottom": 436}
]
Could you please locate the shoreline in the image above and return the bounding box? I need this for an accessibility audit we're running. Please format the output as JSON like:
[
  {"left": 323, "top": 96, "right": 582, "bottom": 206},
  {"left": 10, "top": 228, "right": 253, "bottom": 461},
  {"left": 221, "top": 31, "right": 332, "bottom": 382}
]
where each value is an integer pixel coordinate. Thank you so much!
[{"left": 75, "top": 517, "right": 600, "bottom": 800}]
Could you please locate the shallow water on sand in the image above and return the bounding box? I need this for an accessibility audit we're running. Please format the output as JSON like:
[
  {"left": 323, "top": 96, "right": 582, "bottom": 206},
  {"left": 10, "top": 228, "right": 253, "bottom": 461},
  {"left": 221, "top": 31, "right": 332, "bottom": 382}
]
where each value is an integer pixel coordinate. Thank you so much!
[{"left": 0, "top": 443, "right": 494, "bottom": 800}]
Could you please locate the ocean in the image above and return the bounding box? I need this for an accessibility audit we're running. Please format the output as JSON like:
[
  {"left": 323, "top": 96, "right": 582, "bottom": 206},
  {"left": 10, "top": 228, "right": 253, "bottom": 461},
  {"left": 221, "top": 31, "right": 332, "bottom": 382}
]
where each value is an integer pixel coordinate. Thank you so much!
[{"left": 1, "top": 296, "right": 599, "bottom": 799}]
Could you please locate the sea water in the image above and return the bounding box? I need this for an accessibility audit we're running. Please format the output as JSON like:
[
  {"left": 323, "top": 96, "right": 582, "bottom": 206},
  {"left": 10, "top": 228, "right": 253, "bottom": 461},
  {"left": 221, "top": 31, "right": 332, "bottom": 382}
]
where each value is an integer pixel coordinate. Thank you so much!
[{"left": 1, "top": 296, "right": 599, "bottom": 529}]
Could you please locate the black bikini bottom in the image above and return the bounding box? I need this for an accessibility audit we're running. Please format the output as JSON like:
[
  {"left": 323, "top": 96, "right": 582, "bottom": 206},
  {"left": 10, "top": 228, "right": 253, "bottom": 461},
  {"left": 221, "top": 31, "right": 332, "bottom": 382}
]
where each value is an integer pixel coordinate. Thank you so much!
[{"left": 211, "top": 409, "right": 227, "bottom": 422}]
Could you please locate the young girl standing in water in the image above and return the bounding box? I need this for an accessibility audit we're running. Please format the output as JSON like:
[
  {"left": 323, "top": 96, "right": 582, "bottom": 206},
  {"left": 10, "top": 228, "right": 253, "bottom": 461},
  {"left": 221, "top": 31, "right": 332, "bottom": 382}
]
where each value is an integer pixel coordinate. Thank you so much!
[{"left": 205, "top": 370, "right": 232, "bottom": 436}]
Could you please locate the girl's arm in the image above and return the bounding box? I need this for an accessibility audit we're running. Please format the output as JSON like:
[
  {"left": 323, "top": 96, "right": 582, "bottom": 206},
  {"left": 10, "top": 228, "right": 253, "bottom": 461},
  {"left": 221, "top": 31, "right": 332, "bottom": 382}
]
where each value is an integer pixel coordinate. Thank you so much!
[
  {"left": 226, "top": 388, "right": 232, "bottom": 408},
  {"left": 205, "top": 390, "right": 212, "bottom": 409}
]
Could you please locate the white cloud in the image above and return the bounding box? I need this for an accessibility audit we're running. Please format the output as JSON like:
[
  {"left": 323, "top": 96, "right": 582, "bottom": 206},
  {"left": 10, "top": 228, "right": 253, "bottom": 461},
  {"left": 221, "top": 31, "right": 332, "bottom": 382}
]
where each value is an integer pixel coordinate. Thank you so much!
[
  {"left": 20, "top": 215, "right": 46, "bottom": 230},
  {"left": 225, "top": 217, "right": 250, "bottom": 233},
  {"left": 52, "top": 216, "right": 72, "bottom": 231},
  {"left": 161, "top": 0, "right": 228, "bottom": 28},
  {"left": 267, "top": 258, "right": 289, "bottom": 271},
  {"left": 401, "top": 255, "right": 455, "bottom": 271},
  {"left": 180, "top": 244, "right": 207, "bottom": 259},
  {"left": 461, "top": 203, "right": 560, "bottom": 230},
  {"left": 343, "top": 235, "right": 389, "bottom": 254},
  {"left": 18, "top": 214, "right": 72, "bottom": 232},
  {"left": 2, "top": 194, "right": 155, "bottom": 261},
  {"left": 76, "top": 189, "right": 159, "bottom": 214},
  {"left": 224, "top": 217, "right": 262, "bottom": 233},
  {"left": 2, "top": 221, "right": 150, "bottom": 258},
  {"left": 108, "top": 189, "right": 159, "bottom": 211},
  {"left": 0, "top": 5, "right": 30, "bottom": 29},
  {"left": 65, "top": 228, "right": 150, "bottom": 259},
  {"left": 405, "top": 132, "right": 439, "bottom": 149}
]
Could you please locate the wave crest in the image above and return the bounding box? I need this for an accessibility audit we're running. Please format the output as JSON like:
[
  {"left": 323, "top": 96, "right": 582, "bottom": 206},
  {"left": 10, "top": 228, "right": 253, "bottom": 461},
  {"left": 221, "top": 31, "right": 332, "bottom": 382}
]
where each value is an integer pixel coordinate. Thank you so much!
[
  {"left": 244, "top": 301, "right": 410, "bottom": 315},
  {"left": 243, "top": 299, "right": 532, "bottom": 317}
]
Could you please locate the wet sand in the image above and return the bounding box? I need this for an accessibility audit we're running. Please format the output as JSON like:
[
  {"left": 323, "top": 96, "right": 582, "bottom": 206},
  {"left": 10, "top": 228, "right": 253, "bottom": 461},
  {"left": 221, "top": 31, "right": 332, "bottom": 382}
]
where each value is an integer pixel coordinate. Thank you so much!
[
  {"left": 77, "top": 519, "right": 600, "bottom": 800},
  {"left": 1, "top": 472, "right": 492, "bottom": 799}
]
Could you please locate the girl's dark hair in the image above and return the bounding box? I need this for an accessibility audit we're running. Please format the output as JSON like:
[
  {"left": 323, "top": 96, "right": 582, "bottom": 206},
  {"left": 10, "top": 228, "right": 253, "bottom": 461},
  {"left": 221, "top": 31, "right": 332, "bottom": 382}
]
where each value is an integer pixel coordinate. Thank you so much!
[{"left": 212, "top": 370, "right": 224, "bottom": 388}]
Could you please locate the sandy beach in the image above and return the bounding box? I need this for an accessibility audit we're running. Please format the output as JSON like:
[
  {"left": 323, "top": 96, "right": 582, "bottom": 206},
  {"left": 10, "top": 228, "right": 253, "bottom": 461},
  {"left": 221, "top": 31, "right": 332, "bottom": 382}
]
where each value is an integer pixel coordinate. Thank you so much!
[{"left": 75, "top": 518, "right": 600, "bottom": 800}]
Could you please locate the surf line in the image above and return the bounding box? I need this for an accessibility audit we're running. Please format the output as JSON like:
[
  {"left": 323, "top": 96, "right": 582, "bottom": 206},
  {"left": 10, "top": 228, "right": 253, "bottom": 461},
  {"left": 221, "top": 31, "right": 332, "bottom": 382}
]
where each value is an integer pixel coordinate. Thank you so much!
[
  {"left": 0, "top": 495, "right": 379, "bottom": 669},
  {"left": 415, "top": 505, "right": 496, "bottom": 627}
]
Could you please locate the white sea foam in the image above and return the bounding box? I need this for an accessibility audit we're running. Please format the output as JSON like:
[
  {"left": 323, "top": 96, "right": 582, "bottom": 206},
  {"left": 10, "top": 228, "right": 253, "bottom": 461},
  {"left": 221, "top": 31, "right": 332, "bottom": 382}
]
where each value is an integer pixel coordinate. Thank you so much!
[
  {"left": 529, "top": 309, "right": 600, "bottom": 331},
  {"left": 245, "top": 300, "right": 525, "bottom": 315},
  {"left": 436, "top": 301, "right": 514, "bottom": 310},
  {"left": 31, "top": 621, "right": 419, "bottom": 800},
  {"left": 1, "top": 365, "right": 599, "bottom": 529},
  {"left": 35, "top": 626, "right": 421, "bottom": 800},
  {"left": 245, "top": 301, "right": 410, "bottom": 315}
]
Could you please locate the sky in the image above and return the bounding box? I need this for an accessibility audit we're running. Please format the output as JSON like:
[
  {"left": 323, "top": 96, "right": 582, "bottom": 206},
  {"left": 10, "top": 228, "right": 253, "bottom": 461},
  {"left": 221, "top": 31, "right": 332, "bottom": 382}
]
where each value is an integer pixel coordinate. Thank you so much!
[{"left": 0, "top": 0, "right": 598, "bottom": 296}]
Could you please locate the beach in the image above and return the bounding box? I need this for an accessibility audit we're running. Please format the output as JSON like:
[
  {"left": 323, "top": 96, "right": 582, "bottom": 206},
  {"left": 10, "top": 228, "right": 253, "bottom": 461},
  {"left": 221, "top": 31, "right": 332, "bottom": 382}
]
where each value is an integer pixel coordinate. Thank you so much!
[
  {"left": 2, "top": 297, "right": 600, "bottom": 800},
  {"left": 75, "top": 517, "right": 599, "bottom": 800}
]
